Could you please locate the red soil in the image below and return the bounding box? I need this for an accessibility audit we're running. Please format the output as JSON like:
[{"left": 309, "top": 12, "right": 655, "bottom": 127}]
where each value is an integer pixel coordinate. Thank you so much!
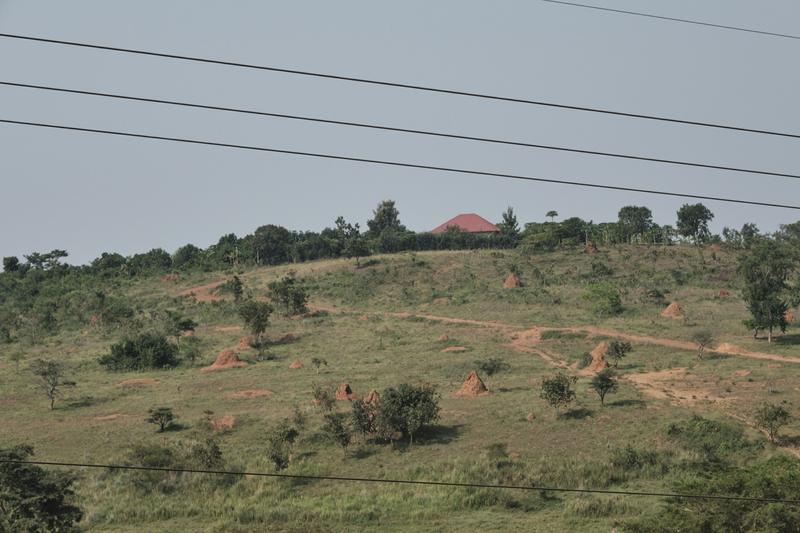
[
  {"left": 212, "top": 414, "right": 236, "bottom": 431},
  {"left": 503, "top": 272, "right": 522, "bottom": 288},
  {"left": 661, "top": 302, "right": 685, "bottom": 319},
  {"left": 289, "top": 360, "right": 303, "bottom": 369},
  {"left": 336, "top": 383, "right": 358, "bottom": 400},
  {"left": 453, "top": 371, "right": 489, "bottom": 397},
  {"left": 202, "top": 350, "right": 248, "bottom": 372}
]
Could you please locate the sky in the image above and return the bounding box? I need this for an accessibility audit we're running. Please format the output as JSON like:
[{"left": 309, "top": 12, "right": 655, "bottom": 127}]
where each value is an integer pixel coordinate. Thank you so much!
[{"left": 2, "top": 0, "right": 799, "bottom": 265}]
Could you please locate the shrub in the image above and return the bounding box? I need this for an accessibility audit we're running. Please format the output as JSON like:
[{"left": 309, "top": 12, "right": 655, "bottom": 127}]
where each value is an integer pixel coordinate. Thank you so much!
[
  {"left": 311, "top": 383, "right": 335, "bottom": 411},
  {"left": 589, "top": 369, "right": 618, "bottom": 405},
  {"left": 146, "top": 407, "right": 176, "bottom": 432},
  {"left": 98, "top": 333, "right": 180, "bottom": 371},
  {"left": 583, "top": 283, "right": 623, "bottom": 317},
  {"left": 322, "top": 413, "right": 352, "bottom": 455},
  {"left": 607, "top": 340, "right": 632, "bottom": 368},
  {"left": 474, "top": 357, "right": 510, "bottom": 377},
  {"left": 376, "top": 384, "right": 440, "bottom": 445},
  {"left": 755, "top": 403, "right": 792, "bottom": 444},
  {"left": 30, "top": 358, "right": 75, "bottom": 409},
  {"left": 266, "top": 420, "right": 299, "bottom": 471},
  {"left": 0, "top": 445, "right": 83, "bottom": 532},
  {"left": 540, "top": 373, "right": 577, "bottom": 415},
  {"left": 666, "top": 416, "right": 762, "bottom": 463},
  {"left": 238, "top": 300, "right": 273, "bottom": 345},
  {"left": 267, "top": 274, "right": 309, "bottom": 316}
]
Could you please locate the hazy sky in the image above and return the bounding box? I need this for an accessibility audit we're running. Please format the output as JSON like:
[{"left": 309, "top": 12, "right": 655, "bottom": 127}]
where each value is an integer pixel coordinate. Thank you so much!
[{"left": 2, "top": 1, "right": 800, "bottom": 264}]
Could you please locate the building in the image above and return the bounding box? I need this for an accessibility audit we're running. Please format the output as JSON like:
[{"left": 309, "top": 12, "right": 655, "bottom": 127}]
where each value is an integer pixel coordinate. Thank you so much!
[{"left": 431, "top": 213, "right": 500, "bottom": 235}]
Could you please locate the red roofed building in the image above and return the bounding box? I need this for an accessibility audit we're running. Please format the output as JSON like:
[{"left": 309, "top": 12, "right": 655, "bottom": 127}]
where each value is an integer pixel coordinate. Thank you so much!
[{"left": 431, "top": 213, "right": 500, "bottom": 235}]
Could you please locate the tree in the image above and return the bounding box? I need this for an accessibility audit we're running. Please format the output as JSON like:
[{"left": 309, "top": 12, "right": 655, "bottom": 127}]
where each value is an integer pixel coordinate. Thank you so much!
[
  {"left": 540, "top": 372, "right": 577, "bottom": 416},
  {"left": 367, "top": 200, "right": 405, "bottom": 236},
  {"left": 739, "top": 240, "right": 795, "bottom": 343},
  {"left": 590, "top": 369, "right": 618, "bottom": 405},
  {"left": 691, "top": 330, "right": 714, "bottom": 359},
  {"left": 378, "top": 384, "right": 440, "bottom": 445},
  {"left": 267, "top": 274, "right": 309, "bottom": 316},
  {"left": 474, "top": 358, "right": 510, "bottom": 388},
  {"left": 607, "top": 340, "right": 632, "bottom": 368},
  {"left": 343, "top": 234, "right": 371, "bottom": 267},
  {"left": 497, "top": 207, "right": 520, "bottom": 242},
  {"left": 0, "top": 445, "right": 83, "bottom": 532},
  {"left": 146, "top": 407, "right": 176, "bottom": 432},
  {"left": 312, "top": 383, "right": 335, "bottom": 411},
  {"left": 30, "top": 359, "right": 75, "bottom": 410},
  {"left": 252, "top": 224, "right": 293, "bottom": 265},
  {"left": 266, "top": 420, "right": 298, "bottom": 471},
  {"left": 676, "top": 203, "right": 714, "bottom": 244},
  {"left": 546, "top": 210, "right": 558, "bottom": 222},
  {"left": 180, "top": 336, "right": 202, "bottom": 366},
  {"left": 311, "top": 357, "right": 328, "bottom": 374},
  {"left": 755, "top": 403, "right": 791, "bottom": 444},
  {"left": 2, "top": 256, "right": 20, "bottom": 273},
  {"left": 617, "top": 206, "right": 653, "bottom": 242},
  {"left": 172, "top": 244, "right": 202, "bottom": 269},
  {"left": 322, "top": 413, "right": 352, "bottom": 456},
  {"left": 98, "top": 333, "right": 180, "bottom": 371},
  {"left": 238, "top": 300, "right": 273, "bottom": 345},
  {"left": 583, "top": 282, "right": 623, "bottom": 316}
]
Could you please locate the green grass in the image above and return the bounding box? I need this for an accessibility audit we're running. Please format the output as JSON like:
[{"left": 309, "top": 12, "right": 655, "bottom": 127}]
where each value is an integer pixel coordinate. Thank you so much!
[{"left": 2, "top": 246, "right": 799, "bottom": 531}]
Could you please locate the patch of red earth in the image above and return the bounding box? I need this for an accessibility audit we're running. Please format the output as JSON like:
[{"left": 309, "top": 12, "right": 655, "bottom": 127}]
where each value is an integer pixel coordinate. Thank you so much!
[
  {"left": 661, "top": 302, "right": 685, "bottom": 319},
  {"left": 289, "top": 360, "right": 303, "bottom": 369},
  {"left": 118, "top": 378, "right": 160, "bottom": 387},
  {"left": 437, "top": 334, "right": 450, "bottom": 342},
  {"left": 212, "top": 414, "right": 236, "bottom": 431},
  {"left": 442, "top": 346, "right": 467, "bottom": 353},
  {"left": 201, "top": 350, "right": 248, "bottom": 372},
  {"left": 336, "top": 383, "right": 358, "bottom": 400},
  {"left": 503, "top": 272, "right": 522, "bottom": 289},
  {"left": 226, "top": 389, "right": 273, "bottom": 399},
  {"left": 178, "top": 280, "right": 227, "bottom": 302},
  {"left": 453, "top": 371, "right": 489, "bottom": 397}
]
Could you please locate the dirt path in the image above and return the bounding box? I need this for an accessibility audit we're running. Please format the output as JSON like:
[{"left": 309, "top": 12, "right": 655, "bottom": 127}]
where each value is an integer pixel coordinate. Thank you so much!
[
  {"left": 177, "top": 280, "right": 227, "bottom": 302},
  {"left": 314, "top": 303, "right": 800, "bottom": 365}
]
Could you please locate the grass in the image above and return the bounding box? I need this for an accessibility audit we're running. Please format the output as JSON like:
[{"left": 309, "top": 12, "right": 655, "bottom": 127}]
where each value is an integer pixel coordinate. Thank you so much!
[{"left": 2, "top": 246, "right": 799, "bottom": 531}]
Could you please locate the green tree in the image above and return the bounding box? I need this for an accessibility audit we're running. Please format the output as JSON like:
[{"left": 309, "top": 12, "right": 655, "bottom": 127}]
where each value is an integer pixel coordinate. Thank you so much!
[
  {"left": 266, "top": 420, "right": 299, "bottom": 471},
  {"left": 755, "top": 403, "right": 792, "bottom": 444},
  {"left": 367, "top": 200, "right": 405, "bottom": 236},
  {"left": 497, "top": 207, "right": 520, "bottom": 242},
  {"left": 691, "top": 329, "right": 714, "bottom": 359},
  {"left": 0, "top": 445, "right": 83, "bottom": 532},
  {"left": 546, "top": 210, "right": 558, "bottom": 222},
  {"left": 180, "top": 336, "right": 202, "bottom": 366},
  {"left": 607, "top": 340, "right": 632, "bottom": 368},
  {"left": 617, "top": 206, "right": 653, "bottom": 242},
  {"left": 540, "top": 372, "right": 577, "bottom": 416},
  {"left": 322, "top": 413, "right": 352, "bottom": 456},
  {"left": 267, "top": 274, "right": 309, "bottom": 316},
  {"left": 590, "top": 369, "right": 618, "bottom": 405},
  {"left": 676, "top": 203, "right": 714, "bottom": 244},
  {"left": 474, "top": 358, "right": 510, "bottom": 389},
  {"left": 2, "top": 256, "right": 20, "bottom": 273},
  {"left": 583, "top": 282, "right": 623, "bottom": 316},
  {"left": 252, "top": 224, "right": 293, "bottom": 265},
  {"left": 738, "top": 240, "right": 795, "bottom": 343},
  {"left": 311, "top": 357, "right": 328, "bottom": 374},
  {"left": 238, "top": 300, "right": 273, "bottom": 345},
  {"left": 312, "top": 383, "right": 335, "bottom": 411},
  {"left": 30, "top": 359, "right": 75, "bottom": 410},
  {"left": 99, "top": 333, "right": 181, "bottom": 371},
  {"left": 378, "top": 384, "right": 440, "bottom": 445},
  {"left": 343, "top": 234, "right": 371, "bottom": 267},
  {"left": 146, "top": 407, "right": 176, "bottom": 432},
  {"left": 172, "top": 244, "right": 202, "bottom": 269}
]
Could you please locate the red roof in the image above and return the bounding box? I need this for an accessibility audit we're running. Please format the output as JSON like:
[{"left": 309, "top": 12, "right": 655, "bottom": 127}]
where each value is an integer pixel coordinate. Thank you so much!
[{"left": 431, "top": 213, "right": 500, "bottom": 234}]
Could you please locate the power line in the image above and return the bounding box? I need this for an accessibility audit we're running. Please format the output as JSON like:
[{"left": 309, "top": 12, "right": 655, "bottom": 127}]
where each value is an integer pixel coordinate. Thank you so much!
[
  {"left": 2, "top": 118, "right": 799, "bottom": 211},
  {"left": 3, "top": 80, "right": 799, "bottom": 181},
  {"left": 540, "top": 1, "right": 800, "bottom": 41},
  {"left": 1, "top": 33, "right": 799, "bottom": 141},
  {"left": 3, "top": 459, "right": 799, "bottom": 504}
]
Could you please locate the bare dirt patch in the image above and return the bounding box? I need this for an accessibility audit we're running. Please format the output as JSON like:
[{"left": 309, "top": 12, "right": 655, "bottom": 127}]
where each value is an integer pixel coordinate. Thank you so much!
[
  {"left": 587, "top": 341, "right": 610, "bottom": 373},
  {"left": 202, "top": 350, "right": 248, "bottom": 372},
  {"left": 226, "top": 389, "right": 272, "bottom": 399},
  {"left": 626, "top": 368, "right": 729, "bottom": 407},
  {"left": 118, "top": 378, "right": 160, "bottom": 387},
  {"left": 178, "top": 280, "right": 226, "bottom": 302},
  {"left": 442, "top": 346, "right": 467, "bottom": 353},
  {"left": 437, "top": 334, "right": 450, "bottom": 342},
  {"left": 503, "top": 272, "right": 522, "bottom": 289},
  {"left": 94, "top": 413, "right": 124, "bottom": 421},
  {"left": 212, "top": 414, "right": 236, "bottom": 431},
  {"left": 289, "top": 360, "right": 303, "bottom": 369}
]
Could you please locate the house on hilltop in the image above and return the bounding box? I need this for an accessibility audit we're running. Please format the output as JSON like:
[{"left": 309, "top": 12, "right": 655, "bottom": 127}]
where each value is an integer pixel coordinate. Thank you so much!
[{"left": 431, "top": 213, "right": 500, "bottom": 235}]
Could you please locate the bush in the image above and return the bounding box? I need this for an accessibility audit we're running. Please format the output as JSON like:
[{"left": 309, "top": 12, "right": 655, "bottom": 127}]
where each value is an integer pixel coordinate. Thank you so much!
[
  {"left": 583, "top": 283, "right": 623, "bottom": 316},
  {"left": 0, "top": 445, "right": 83, "bottom": 532},
  {"left": 540, "top": 372, "right": 577, "bottom": 415},
  {"left": 267, "top": 274, "right": 309, "bottom": 316},
  {"left": 98, "top": 333, "right": 180, "bottom": 371},
  {"left": 146, "top": 407, "right": 176, "bottom": 432},
  {"left": 755, "top": 403, "right": 792, "bottom": 444},
  {"left": 375, "top": 384, "right": 440, "bottom": 445},
  {"left": 666, "top": 416, "right": 762, "bottom": 464}
]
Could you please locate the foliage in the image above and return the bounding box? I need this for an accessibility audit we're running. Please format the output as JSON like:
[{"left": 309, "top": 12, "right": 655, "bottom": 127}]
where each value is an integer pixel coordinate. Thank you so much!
[
  {"left": 238, "top": 300, "right": 273, "bottom": 344},
  {"left": 589, "top": 369, "right": 618, "bottom": 405},
  {"left": 583, "top": 282, "right": 623, "bottom": 317},
  {"left": 691, "top": 329, "right": 714, "bottom": 359},
  {"left": 0, "top": 445, "right": 83, "bottom": 532},
  {"left": 474, "top": 357, "right": 510, "bottom": 377},
  {"left": 180, "top": 336, "right": 202, "bottom": 366},
  {"left": 755, "top": 403, "right": 792, "bottom": 444},
  {"left": 267, "top": 274, "right": 309, "bottom": 316},
  {"left": 607, "top": 340, "right": 632, "bottom": 367},
  {"left": 376, "top": 384, "right": 440, "bottom": 445},
  {"left": 98, "top": 333, "right": 180, "bottom": 371},
  {"left": 146, "top": 407, "right": 176, "bottom": 432},
  {"left": 367, "top": 200, "right": 405, "bottom": 236},
  {"left": 617, "top": 205, "right": 653, "bottom": 242},
  {"left": 540, "top": 372, "right": 577, "bottom": 415},
  {"left": 30, "top": 358, "right": 75, "bottom": 409},
  {"left": 322, "top": 413, "right": 353, "bottom": 454},
  {"left": 311, "top": 357, "right": 328, "bottom": 374},
  {"left": 497, "top": 207, "right": 520, "bottom": 243},
  {"left": 738, "top": 240, "right": 796, "bottom": 342},
  {"left": 266, "top": 420, "right": 299, "bottom": 471},
  {"left": 665, "top": 416, "right": 762, "bottom": 464},
  {"left": 312, "top": 383, "right": 335, "bottom": 411},
  {"left": 216, "top": 275, "right": 244, "bottom": 301},
  {"left": 676, "top": 203, "right": 714, "bottom": 244}
]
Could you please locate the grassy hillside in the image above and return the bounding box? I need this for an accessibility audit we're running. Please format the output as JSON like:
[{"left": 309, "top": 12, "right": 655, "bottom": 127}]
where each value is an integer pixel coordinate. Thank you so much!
[{"left": 2, "top": 246, "right": 799, "bottom": 531}]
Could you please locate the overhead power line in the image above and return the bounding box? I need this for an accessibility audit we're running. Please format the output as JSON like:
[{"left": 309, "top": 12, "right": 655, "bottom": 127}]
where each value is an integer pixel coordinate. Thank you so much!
[
  {"left": 4, "top": 458, "right": 800, "bottom": 504},
  {"left": 540, "top": 1, "right": 800, "bottom": 41},
  {"left": 1, "top": 33, "right": 799, "bottom": 140},
  {"left": 3, "top": 80, "right": 798, "bottom": 181},
  {"left": 3, "top": 118, "right": 799, "bottom": 211}
]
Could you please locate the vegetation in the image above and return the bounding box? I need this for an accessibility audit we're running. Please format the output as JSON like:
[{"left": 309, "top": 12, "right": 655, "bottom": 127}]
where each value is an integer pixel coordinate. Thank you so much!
[
  {"left": 607, "top": 340, "right": 632, "bottom": 368},
  {"left": 589, "top": 369, "right": 618, "bottom": 405},
  {"left": 0, "top": 445, "right": 83, "bottom": 532},
  {"left": 583, "top": 283, "right": 623, "bottom": 317},
  {"left": 540, "top": 373, "right": 577, "bottom": 415},
  {"left": 755, "top": 403, "right": 792, "bottom": 444},
  {"left": 98, "top": 333, "right": 180, "bottom": 371},
  {"left": 30, "top": 359, "right": 75, "bottom": 409},
  {"left": 267, "top": 274, "right": 309, "bottom": 316},
  {"left": 146, "top": 407, "right": 176, "bottom": 432},
  {"left": 373, "top": 384, "right": 440, "bottom": 445},
  {"left": 238, "top": 300, "right": 273, "bottom": 345}
]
